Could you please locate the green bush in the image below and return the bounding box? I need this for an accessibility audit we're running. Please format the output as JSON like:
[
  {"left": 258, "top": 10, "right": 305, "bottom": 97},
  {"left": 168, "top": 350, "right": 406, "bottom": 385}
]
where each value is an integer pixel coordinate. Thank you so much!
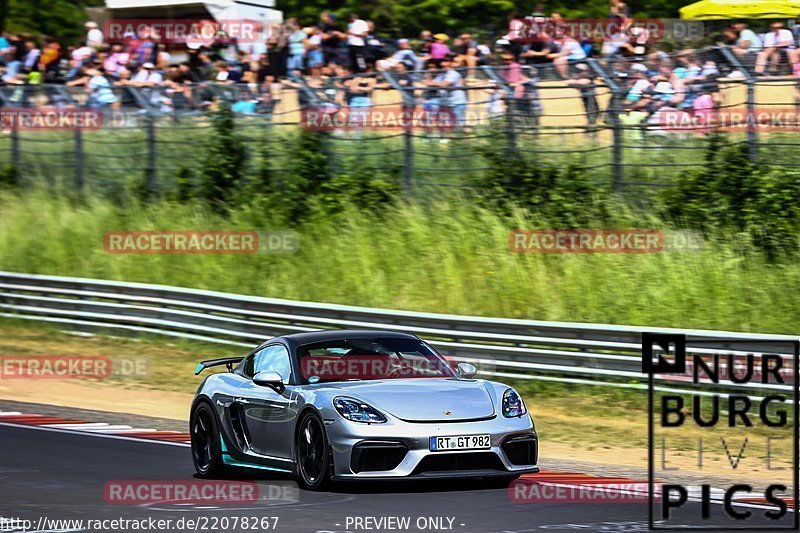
[
  {"left": 476, "top": 133, "right": 611, "bottom": 227},
  {"left": 277, "top": 128, "right": 332, "bottom": 221},
  {"left": 744, "top": 168, "right": 800, "bottom": 256},
  {"left": 169, "top": 166, "right": 195, "bottom": 204},
  {"left": 662, "top": 138, "right": 800, "bottom": 256},
  {"left": 320, "top": 158, "right": 402, "bottom": 214},
  {"left": 252, "top": 127, "right": 277, "bottom": 198},
  {"left": 0, "top": 164, "right": 19, "bottom": 190},
  {"left": 199, "top": 104, "right": 249, "bottom": 213}
]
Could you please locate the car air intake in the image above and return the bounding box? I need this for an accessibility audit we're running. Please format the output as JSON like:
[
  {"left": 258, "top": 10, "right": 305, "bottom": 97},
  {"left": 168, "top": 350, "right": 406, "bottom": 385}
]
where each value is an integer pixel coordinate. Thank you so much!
[
  {"left": 351, "top": 441, "right": 408, "bottom": 473},
  {"left": 502, "top": 434, "right": 538, "bottom": 466},
  {"left": 412, "top": 452, "right": 505, "bottom": 475}
]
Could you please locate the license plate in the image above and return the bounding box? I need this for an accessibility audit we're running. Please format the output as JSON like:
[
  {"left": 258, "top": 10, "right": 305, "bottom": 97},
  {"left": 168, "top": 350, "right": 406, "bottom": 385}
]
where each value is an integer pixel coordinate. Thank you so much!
[{"left": 429, "top": 434, "right": 491, "bottom": 451}]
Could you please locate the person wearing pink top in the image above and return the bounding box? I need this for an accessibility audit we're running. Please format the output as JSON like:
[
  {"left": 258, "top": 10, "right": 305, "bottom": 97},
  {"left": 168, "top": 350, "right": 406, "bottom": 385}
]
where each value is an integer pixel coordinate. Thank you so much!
[
  {"left": 103, "top": 44, "right": 129, "bottom": 77},
  {"left": 500, "top": 53, "right": 525, "bottom": 98},
  {"left": 430, "top": 34, "right": 450, "bottom": 60},
  {"left": 692, "top": 92, "right": 714, "bottom": 127}
]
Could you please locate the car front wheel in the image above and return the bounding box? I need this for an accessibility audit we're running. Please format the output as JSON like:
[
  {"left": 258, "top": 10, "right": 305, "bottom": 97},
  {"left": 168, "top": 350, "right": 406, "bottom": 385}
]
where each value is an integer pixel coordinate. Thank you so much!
[{"left": 295, "top": 411, "right": 330, "bottom": 490}]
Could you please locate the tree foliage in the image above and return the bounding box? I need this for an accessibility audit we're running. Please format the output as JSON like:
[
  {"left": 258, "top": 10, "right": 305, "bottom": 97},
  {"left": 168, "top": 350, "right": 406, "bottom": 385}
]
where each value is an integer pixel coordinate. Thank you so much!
[
  {"left": 275, "top": 0, "right": 688, "bottom": 37},
  {"left": 5, "top": 0, "right": 690, "bottom": 46},
  {"left": 4, "top": 0, "right": 104, "bottom": 44}
]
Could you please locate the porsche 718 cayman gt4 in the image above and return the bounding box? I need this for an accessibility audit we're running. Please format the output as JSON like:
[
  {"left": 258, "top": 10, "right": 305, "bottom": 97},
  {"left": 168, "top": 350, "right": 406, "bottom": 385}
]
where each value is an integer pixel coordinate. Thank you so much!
[{"left": 191, "top": 330, "right": 538, "bottom": 490}]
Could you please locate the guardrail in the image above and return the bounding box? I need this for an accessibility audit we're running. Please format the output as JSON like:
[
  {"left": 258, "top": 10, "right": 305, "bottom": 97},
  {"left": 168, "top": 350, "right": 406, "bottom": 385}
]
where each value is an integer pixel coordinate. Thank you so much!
[{"left": 0, "top": 271, "right": 795, "bottom": 393}]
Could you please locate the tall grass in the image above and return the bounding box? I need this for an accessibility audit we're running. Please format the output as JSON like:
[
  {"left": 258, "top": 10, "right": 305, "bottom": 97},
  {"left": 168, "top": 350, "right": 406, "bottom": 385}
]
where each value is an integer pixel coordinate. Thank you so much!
[{"left": 0, "top": 191, "right": 798, "bottom": 334}]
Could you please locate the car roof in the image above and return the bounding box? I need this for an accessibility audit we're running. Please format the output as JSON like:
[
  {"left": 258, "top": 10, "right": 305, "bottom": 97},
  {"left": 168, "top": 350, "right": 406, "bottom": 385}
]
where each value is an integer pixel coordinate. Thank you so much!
[{"left": 264, "top": 329, "right": 420, "bottom": 350}]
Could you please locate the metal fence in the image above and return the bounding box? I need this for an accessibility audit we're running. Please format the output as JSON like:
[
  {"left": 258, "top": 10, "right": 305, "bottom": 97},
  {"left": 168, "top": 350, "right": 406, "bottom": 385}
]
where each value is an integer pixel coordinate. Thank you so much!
[
  {"left": 1, "top": 46, "right": 799, "bottom": 197},
  {"left": 0, "top": 270, "right": 795, "bottom": 397}
]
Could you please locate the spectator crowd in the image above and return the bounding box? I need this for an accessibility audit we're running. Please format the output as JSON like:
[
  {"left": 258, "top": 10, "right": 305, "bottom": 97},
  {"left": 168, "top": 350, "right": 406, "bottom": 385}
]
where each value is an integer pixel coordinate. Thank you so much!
[{"left": 1, "top": 3, "right": 799, "bottom": 130}]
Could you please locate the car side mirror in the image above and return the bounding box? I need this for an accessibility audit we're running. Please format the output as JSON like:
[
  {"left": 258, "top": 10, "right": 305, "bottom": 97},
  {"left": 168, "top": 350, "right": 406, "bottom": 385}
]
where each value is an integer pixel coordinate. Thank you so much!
[
  {"left": 456, "top": 362, "right": 477, "bottom": 379},
  {"left": 253, "top": 370, "right": 285, "bottom": 392}
]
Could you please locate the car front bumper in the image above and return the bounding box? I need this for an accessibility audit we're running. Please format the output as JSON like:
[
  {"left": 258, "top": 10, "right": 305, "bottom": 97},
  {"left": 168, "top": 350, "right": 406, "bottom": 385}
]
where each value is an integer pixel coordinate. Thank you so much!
[{"left": 325, "top": 414, "right": 538, "bottom": 480}]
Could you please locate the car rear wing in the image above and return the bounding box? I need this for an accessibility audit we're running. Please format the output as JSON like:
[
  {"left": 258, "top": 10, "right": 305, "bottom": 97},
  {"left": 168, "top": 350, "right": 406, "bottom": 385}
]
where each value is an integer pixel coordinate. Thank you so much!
[{"left": 194, "top": 357, "right": 244, "bottom": 375}]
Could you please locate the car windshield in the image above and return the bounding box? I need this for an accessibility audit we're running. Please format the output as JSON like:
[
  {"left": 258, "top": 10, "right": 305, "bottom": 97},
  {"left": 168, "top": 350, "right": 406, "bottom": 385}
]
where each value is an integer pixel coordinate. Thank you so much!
[{"left": 297, "top": 337, "right": 457, "bottom": 384}]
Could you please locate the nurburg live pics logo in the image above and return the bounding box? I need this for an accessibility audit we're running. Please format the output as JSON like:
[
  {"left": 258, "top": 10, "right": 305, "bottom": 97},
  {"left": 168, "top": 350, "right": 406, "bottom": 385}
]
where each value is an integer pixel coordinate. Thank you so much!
[{"left": 642, "top": 333, "right": 800, "bottom": 530}]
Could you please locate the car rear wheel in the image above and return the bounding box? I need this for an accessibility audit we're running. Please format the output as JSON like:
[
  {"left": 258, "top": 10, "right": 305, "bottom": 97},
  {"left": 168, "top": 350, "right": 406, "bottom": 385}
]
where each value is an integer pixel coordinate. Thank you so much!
[
  {"left": 296, "top": 411, "right": 330, "bottom": 490},
  {"left": 191, "top": 401, "right": 225, "bottom": 478}
]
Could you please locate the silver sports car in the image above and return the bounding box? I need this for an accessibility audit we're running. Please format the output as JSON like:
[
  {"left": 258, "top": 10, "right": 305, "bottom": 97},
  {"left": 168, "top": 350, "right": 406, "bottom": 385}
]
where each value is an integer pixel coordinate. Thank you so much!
[{"left": 191, "top": 330, "right": 539, "bottom": 490}]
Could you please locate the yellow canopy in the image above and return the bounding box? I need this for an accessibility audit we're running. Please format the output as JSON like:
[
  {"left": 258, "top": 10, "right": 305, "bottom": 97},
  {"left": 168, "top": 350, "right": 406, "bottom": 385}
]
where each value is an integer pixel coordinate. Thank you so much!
[{"left": 680, "top": 0, "right": 800, "bottom": 19}]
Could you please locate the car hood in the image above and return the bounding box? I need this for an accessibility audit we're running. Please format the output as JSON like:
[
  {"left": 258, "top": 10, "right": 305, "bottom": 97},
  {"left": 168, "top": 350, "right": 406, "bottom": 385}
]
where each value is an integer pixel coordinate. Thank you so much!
[{"left": 319, "top": 378, "right": 496, "bottom": 422}]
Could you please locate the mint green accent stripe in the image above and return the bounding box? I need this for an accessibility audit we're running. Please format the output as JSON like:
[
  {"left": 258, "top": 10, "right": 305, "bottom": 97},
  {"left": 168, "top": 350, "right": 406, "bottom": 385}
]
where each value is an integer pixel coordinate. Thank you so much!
[
  {"left": 222, "top": 454, "right": 292, "bottom": 473},
  {"left": 219, "top": 435, "right": 291, "bottom": 473}
]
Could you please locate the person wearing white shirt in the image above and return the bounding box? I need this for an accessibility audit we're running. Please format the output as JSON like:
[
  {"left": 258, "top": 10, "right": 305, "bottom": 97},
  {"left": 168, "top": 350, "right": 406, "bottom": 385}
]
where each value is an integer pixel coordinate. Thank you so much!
[
  {"left": 755, "top": 22, "right": 797, "bottom": 74},
  {"left": 129, "top": 62, "right": 163, "bottom": 86},
  {"left": 732, "top": 22, "right": 761, "bottom": 56},
  {"left": 22, "top": 41, "right": 40, "bottom": 71},
  {"left": 131, "top": 66, "right": 150, "bottom": 84},
  {"left": 123, "top": 62, "right": 165, "bottom": 105},
  {"left": 551, "top": 34, "right": 586, "bottom": 78},
  {"left": 86, "top": 22, "right": 104, "bottom": 48},
  {"left": 347, "top": 13, "right": 369, "bottom": 72},
  {"left": 235, "top": 22, "right": 268, "bottom": 60}
]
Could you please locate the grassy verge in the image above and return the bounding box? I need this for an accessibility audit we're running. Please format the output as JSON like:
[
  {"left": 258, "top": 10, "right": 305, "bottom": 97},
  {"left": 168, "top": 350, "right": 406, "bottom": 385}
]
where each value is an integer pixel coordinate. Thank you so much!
[
  {"left": 1, "top": 191, "right": 799, "bottom": 333},
  {"left": 0, "top": 319, "right": 228, "bottom": 394}
]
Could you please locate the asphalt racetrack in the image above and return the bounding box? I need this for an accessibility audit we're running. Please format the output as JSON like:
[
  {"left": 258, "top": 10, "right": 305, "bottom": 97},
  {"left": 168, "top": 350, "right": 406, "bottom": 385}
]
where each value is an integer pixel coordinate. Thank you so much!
[{"left": 2, "top": 420, "right": 788, "bottom": 533}]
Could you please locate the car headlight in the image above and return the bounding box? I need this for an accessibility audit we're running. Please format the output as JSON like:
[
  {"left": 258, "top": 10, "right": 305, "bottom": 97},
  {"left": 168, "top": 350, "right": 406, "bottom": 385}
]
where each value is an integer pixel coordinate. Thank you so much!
[
  {"left": 502, "top": 388, "right": 527, "bottom": 418},
  {"left": 333, "top": 396, "right": 387, "bottom": 423}
]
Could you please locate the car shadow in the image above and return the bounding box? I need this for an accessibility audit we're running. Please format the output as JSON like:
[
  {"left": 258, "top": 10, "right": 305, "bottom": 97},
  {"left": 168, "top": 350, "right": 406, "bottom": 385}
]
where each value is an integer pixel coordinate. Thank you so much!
[
  {"left": 194, "top": 470, "right": 295, "bottom": 482},
  {"left": 198, "top": 469, "right": 516, "bottom": 494},
  {"left": 329, "top": 477, "right": 515, "bottom": 494}
]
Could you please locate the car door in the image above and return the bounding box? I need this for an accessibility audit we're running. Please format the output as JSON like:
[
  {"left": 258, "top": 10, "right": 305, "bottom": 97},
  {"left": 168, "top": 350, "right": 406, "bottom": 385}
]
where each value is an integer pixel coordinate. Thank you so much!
[{"left": 236, "top": 343, "right": 295, "bottom": 460}]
